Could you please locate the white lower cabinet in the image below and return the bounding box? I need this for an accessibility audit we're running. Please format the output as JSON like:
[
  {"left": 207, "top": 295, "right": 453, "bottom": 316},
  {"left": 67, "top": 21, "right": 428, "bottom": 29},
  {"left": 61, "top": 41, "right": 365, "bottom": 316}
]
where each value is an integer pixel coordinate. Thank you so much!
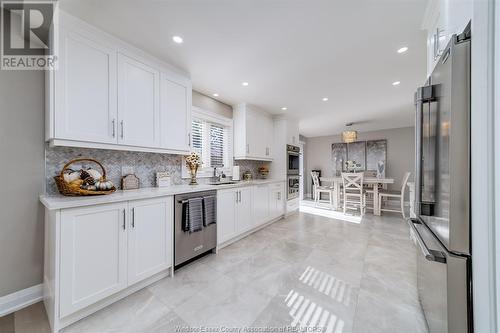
[
  {"left": 253, "top": 184, "right": 270, "bottom": 226},
  {"left": 269, "top": 183, "right": 285, "bottom": 219},
  {"left": 49, "top": 197, "right": 173, "bottom": 330},
  {"left": 217, "top": 182, "right": 285, "bottom": 246},
  {"left": 60, "top": 202, "right": 128, "bottom": 318},
  {"left": 216, "top": 189, "right": 238, "bottom": 244},
  {"left": 127, "top": 198, "right": 172, "bottom": 285},
  {"left": 236, "top": 187, "right": 254, "bottom": 233},
  {"left": 217, "top": 187, "right": 253, "bottom": 244}
]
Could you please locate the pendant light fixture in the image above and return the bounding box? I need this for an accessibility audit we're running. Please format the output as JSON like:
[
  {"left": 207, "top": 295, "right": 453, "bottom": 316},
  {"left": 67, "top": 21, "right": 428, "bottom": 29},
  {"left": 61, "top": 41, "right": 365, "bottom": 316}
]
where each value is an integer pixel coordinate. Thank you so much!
[{"left": 342, "top": 123, "right": 357, "bottom": 143}]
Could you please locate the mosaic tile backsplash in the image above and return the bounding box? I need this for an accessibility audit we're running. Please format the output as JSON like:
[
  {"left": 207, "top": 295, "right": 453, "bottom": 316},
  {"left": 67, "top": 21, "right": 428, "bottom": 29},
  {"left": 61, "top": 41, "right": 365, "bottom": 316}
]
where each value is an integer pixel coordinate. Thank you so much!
[{"left": 45, "top": 145, "right": 270, "bottom": 194}]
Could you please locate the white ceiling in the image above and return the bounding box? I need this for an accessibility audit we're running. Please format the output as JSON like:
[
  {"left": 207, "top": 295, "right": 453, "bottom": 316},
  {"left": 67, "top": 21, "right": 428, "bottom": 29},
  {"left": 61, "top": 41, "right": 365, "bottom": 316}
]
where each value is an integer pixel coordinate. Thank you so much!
[{"left": 59, "top": 0, "right": 427, "bottom": 137}]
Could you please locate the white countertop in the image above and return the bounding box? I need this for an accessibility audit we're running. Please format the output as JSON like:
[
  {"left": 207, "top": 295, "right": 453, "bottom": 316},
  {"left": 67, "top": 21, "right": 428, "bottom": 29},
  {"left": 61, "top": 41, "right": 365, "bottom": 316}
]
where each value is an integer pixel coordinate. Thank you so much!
[{"left": 40, "top": 179, "right": 285, "bottom": 210}]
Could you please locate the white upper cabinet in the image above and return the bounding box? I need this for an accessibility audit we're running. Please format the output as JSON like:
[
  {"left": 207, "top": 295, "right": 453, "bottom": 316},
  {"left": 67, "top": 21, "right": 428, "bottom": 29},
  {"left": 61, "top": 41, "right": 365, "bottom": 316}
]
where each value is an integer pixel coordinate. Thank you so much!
[
  {"left": 47, "top": 12, "right": 191, "bottom": 154},
  {"left": 54, "top": 27, "right": 117, "bottom": 144},
  {"left": 286, "top": 118, "right": 300, "bottom": 146},
  {"left": 117, "top": 53, "right": 160, "bottom": 148},
  {"left": 159, "top": 73, "right": 192, "bottom": 152},
  {"left": 422, "top": 0, "right": 472, "bottom": 76},
  {"left": 233, "top": 103, "right": 274, "bottom": 161}
]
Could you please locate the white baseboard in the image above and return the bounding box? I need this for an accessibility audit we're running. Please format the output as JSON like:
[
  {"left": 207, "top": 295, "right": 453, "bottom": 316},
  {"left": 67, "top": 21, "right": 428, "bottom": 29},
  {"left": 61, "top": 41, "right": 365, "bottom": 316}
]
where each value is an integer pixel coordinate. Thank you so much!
[{"left": 0, "top": 284, "right": 43, "bottom": 317}]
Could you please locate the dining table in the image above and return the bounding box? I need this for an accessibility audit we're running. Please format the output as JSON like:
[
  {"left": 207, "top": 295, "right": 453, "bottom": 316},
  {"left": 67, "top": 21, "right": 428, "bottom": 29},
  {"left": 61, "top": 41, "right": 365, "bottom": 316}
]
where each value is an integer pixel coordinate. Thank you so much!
[{"left": 320, "top": 176, "right": 394, "bottom": 216}]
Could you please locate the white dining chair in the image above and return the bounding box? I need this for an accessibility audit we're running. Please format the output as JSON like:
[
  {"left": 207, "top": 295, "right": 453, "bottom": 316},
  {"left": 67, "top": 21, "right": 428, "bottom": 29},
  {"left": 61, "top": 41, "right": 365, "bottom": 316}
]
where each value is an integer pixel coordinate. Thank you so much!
[
  {"left": 379, "top": 172, "right": 411, "bottom": 218},
  {"left": 311, "top": 172, "right": 334, "bottom": 208},
  {"left": 342, "top": 172, "right": 366, "bottom": 216}
]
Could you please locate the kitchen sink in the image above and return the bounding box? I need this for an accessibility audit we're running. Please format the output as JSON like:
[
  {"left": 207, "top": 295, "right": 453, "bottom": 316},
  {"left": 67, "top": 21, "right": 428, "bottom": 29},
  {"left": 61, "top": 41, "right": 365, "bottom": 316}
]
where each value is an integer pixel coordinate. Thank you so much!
[{"left": 209, "top": 181, "right": 237, "bottom": 185}]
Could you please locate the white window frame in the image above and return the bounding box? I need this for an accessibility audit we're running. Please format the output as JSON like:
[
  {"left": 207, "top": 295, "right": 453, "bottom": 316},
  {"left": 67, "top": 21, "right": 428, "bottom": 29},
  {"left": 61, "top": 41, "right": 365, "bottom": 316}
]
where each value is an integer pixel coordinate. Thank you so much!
[{"left": 182, "top": 106, "right": 233, "bottom": 179}]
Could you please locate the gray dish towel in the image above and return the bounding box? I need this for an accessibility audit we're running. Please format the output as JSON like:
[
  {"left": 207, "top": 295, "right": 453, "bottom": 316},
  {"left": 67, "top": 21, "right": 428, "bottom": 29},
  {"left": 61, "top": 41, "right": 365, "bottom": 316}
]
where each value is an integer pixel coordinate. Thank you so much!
[
  {"left": 183, "top": 198, "right": 203, "bottom": 233},
  {"left": 203, "top": 195, "right": 216, "bottom": 226}
]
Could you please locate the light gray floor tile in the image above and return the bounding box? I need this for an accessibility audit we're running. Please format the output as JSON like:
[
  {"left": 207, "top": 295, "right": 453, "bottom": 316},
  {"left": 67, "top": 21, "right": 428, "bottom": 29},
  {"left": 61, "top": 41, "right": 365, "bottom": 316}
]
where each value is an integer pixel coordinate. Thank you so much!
[{"left": 10, "top": 209, "right": 427, "bottom": 333}]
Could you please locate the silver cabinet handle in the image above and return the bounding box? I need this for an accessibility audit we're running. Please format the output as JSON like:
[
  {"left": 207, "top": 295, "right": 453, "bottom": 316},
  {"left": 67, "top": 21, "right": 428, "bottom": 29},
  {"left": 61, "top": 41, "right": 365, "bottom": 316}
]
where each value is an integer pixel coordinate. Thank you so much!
[
  {"left": 188, "top": 133, "right": 191, "bottom": 147},
  {"left": 132, "top": 208, "right": 135, "bottom": 228},
  {"left": 122, "top": 209, "right": 126, "bottom": 230},
  {"left": 246, "top": 144, "right": 249, "bottom": 154},
  {"left": 120, "top": 120, "right": 124, "bottom": 139},
  {"left": 112, "top": 119, "right": 116, "bottom": 138},
  {"left": 235, "top": 191, "right": 238, "bottom": 203},
  {"left": 238, "top": 191, "right": 241, "bottom": 203}
]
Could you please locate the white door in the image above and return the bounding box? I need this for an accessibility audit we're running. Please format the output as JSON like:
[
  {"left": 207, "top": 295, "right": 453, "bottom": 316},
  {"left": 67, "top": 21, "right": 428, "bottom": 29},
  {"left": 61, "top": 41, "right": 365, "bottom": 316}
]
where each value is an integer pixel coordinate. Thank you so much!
[
  {"left": 159, "top": 73, "right": 191, "bottom": 152},
  {"left": 253, "top": 185, "right": 270, "bottom": 226},
  {"left": 237, "top": 187, "right": 254, "bottom": 233},
  {"left": 60, "top": 203, "right": 127, "bottom": 317},
  {"left": 117, "top": 53, "right": 160, "bottom": 148},
  {"left": 128, "top": 198, "right": 172, "bottom": 285},
  {"left": 217, "top": 189, "right": 237, "bottom": 244},
  {"left": 55, "top": 28, "right": 117, "bottom": 144}
]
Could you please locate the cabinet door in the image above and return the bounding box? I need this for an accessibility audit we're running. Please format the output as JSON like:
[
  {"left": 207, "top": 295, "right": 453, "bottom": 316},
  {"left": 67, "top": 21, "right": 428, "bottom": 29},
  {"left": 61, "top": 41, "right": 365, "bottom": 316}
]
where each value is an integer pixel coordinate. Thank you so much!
[
  {"left": 253, "top": 184, "right": 270, "bottom": 226},
  {"left": 246, "top": 109, "right": 265, "bottom": 159},
  {"left": 60, "top": 203, "right": 127, "bottom": 317},
  {"left": 160, "top": 73, "right": 191, "bottom": 152},
  {"left": 118, "top": 53, "right": 160, "bottom": 148},
  {"left": 269, "top": 183, "right": 285, "bottom": 219},
  {"left": 276, "top": 183, "right": 285, "bottom": 216},
  {"left": 217, "top": 189, "right": 237, "bottom": 244},
  {"left": 263, "top": 116, "right": 274, "bottom": 158},
  {"left": 55, "top": 28, "right": 117, "bottom": 144},
  {"left": 128, "top": 198, "right": 172, "bottom": 285},
  {"left": 237, "top": 187, "right": 254, "bottom": 233}
]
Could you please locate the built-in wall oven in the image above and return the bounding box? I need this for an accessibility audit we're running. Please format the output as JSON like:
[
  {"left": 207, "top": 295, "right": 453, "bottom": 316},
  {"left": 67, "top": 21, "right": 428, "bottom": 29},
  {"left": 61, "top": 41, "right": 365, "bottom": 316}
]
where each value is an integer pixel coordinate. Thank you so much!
[
  {"left": 287, "top": 175, "right": 299, "bottom": 200},
  {"left": 287, "top": 145, "right": 300, "bottom": 175}
]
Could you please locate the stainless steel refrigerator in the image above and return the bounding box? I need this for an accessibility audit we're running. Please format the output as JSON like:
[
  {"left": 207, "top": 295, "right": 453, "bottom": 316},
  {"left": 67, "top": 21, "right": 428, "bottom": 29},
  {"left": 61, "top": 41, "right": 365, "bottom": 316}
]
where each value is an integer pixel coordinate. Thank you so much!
[{"left": 409, "top": 22, "right": 472, "bottom": 333}]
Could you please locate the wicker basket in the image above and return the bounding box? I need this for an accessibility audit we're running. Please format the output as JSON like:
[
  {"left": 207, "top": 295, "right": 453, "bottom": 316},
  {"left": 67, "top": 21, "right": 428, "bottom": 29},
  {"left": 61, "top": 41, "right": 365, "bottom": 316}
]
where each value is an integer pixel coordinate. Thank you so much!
[{"left": 54, "top": 158, "right": 116, "bottom": 196}]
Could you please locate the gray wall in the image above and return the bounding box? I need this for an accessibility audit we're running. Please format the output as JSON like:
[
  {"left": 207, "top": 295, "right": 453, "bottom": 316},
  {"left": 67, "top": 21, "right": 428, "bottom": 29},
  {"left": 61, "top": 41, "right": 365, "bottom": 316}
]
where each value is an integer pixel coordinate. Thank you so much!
[
  {"left": 304, "top": 127, "right": 415, "bottom": 195},
  {"left": 192, "top": 91, "right": 232, "bottom": 118},
  {"left": 0, "top": 70, "right": 45, "bottom": 296}
]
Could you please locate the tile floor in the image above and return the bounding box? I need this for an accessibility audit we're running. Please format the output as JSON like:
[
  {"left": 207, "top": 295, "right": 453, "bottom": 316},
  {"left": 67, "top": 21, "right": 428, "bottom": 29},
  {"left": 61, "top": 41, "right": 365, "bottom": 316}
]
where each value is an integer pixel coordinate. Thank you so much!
[{"left": 3, "top": 208, "right": 428, "bottom": 333}]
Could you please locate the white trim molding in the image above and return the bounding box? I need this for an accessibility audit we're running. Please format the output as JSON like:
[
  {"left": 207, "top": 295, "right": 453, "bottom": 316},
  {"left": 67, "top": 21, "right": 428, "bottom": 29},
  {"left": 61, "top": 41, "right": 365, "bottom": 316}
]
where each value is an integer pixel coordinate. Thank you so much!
[
  {"left": 0, "top": 284, "right": 43, "bottom": 317},
  {"left": 471, "top": 1, "right": 498, "bottom": 332}
]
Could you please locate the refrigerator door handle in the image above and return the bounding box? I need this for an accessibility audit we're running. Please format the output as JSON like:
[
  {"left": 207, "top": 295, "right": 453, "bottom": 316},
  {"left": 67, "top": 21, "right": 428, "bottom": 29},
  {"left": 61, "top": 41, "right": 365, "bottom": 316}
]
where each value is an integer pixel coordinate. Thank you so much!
[
  {"left": 414, "top": 85, "right": 436, "bottom": 215},
  {"left": 408, "top": 218, "right": 447, "bottom": 264}
]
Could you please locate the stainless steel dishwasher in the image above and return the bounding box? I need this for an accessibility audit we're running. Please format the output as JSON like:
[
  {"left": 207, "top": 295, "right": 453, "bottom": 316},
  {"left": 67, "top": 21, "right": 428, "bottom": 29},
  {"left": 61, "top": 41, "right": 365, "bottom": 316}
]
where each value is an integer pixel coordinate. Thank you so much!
[{"left": 174, "top": 190, "right": 217, "bottom": 268}]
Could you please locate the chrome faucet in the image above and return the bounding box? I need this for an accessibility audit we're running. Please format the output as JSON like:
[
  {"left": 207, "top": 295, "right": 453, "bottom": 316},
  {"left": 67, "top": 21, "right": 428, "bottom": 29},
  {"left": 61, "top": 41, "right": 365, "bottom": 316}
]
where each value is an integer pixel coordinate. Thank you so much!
[{"left": 213, "top": 166, "right": 221, "bottom": 182}]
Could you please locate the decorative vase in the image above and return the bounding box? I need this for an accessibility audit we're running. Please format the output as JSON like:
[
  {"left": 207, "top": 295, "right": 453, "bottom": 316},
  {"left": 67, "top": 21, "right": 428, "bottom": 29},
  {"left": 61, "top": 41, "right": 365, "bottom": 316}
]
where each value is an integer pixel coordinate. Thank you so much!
[
  {"left": 189, "top": 165, "right": 198, "bottom": 185},
  {"left": 377, "top": 161, "right": 385, "bottom": 178}
]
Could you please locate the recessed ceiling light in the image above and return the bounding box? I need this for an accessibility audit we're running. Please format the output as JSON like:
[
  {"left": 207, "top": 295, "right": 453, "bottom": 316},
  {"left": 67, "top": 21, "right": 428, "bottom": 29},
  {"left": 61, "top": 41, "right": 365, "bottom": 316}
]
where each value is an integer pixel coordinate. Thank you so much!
[
  {"left": 392, "top": 81, "right": 401, "bottom": 86},
  {"left": 241, "top": 82, "right": 249, "bottom": 86},
  {"left": 172, "top": 36, "right": 183, "bottom": 44},
  {"left": 322, "top": 97, "right": 329, "bottom": 101},
  {"left": 281, "top": 107, "right": 288, "bottom": 111},
  {"left": 397, "top": 47, "right": 408, "bottom": 53},
  {"left": 213, "top": 93, "right": 219, "bottom": 97}
]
